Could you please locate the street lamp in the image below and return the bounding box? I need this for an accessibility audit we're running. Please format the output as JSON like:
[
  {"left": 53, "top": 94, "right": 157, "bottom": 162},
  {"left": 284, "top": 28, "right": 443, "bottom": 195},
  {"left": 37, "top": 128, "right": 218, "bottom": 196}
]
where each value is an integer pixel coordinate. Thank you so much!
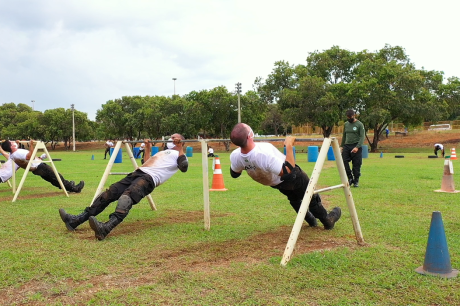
[
  {"left": 31, "top": 100, "right": 35, "bottom": 110},
  {"left": 235, "top": 82, "right": 242, "bottom": 123},
  {"left": 71, "top": 104, "right": 75, "bottom": 152},
  {"left": 172, "top": 78, "right": 177, "bottom": 96}
]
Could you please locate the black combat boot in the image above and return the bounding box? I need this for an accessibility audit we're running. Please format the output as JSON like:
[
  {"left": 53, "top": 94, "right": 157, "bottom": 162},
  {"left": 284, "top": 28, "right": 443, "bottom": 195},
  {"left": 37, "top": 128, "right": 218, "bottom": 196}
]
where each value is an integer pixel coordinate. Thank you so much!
[
  {"left": 305, "top": 211, "right": 318, "bottom": 227},
  {"left": 72, "top": 181, "right": 85, "bottom": 193},
  {"left": 88, "top": 216, "right": 121, "bottom": 240},
  {"left": 353, "top": 178, "right": 359, "bottom": 188},
  {"left": 323, "top": 207, "right": 342, "bottom": 230},
  {"left": 348, "top": 177, "right": 354, "bottom": 186},
  {"left": 59, "top": 208, "right": 90, "bottom": 231}
]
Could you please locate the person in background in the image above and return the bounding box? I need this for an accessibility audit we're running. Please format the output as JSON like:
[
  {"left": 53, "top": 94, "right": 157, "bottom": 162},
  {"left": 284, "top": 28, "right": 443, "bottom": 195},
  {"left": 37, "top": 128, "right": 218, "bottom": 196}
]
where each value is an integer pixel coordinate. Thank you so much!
[
  {"left": 207, "top": 146, "right": 215, "bottom": 157},
  {"left": 340, "top": 109, "right": 366, "bottom": 188},
  {"left": 136, "top": 142, "right": 145, "bottom": 159},
  {"left": 229, "top": 123, "right": 341, "bottom": 230},
  {"left": 104, "top": 139, "right": 114, "bottom": 159},
  {"left": 434, "top": 143, "right": 445, "bottom": 157}
]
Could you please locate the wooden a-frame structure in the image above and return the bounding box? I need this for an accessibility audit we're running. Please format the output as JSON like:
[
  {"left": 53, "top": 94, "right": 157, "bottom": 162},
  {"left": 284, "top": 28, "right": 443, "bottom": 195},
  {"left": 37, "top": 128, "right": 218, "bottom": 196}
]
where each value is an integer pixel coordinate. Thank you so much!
[
  {"left": 12, "top": 141, "right": 68, "bottom": 202},
  {"left": 91, "top": 141, "right": 156, "bottom": 210}
]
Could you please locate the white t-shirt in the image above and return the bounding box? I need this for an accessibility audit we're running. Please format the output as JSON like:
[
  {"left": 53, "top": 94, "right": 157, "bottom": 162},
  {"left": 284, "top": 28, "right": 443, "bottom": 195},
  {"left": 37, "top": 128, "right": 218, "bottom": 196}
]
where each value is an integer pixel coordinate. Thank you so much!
[
  {"left": 0, "top": 159, "right": 20, "bottom": 182},
  {"left": 230, "top": 142, "right": 285, "bottom": 186},
  {"left": 434, "top": 144, "right": 443, "bottom": 150},
  {"left": 139, "top": 149, "right": 185, "bottom": 187},
  {"left": 106, "top": 141, "right": 114, "bottom": 147},
  {"left": 10, "top": 149, "right": 42, "bottom": 170},
  {"left": 208, "top": 148, "right": 214, "bottom": 154},
  {"left": 139, "top": 143, "right": 145, "bottom": 150}
]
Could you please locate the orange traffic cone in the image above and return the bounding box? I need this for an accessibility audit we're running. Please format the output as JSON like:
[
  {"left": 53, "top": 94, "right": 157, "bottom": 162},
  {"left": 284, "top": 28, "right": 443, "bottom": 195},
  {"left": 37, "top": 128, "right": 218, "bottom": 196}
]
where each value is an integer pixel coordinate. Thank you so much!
[
  {"left": 210, "top": 157, "right": 227, "bottom": 191},
  {"left": 435, "top": 159, "right": 460, "bottom": 193},
  {"left": 450, "top": 148, "right": 457, "bottom": 160}
]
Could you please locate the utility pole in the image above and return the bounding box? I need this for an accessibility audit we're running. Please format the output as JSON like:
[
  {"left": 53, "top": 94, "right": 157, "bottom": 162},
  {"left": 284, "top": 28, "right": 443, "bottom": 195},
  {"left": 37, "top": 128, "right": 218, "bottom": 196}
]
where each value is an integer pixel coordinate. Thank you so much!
[
  {"left": 31, "top": 100, "right": 35, "bottom": 110},
  {"left": 172, "top": 78, "right": 177, "bottom": 96},
  {"left": 235, "top": 82, "right": 242, "bottom": 123},
  {"left": 71, "top": 104, "right": 75, "bottom": 152}
]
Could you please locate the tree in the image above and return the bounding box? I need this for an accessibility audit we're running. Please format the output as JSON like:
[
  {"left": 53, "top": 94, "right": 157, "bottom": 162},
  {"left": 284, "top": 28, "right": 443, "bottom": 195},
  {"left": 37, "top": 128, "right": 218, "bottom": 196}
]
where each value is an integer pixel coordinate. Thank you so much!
[
  {"left": 261, "top": 104, "right": 284, "bottom": 136},
  {"left": 0, "top": 103, "right": 35, "bottom": 139},
  {"left": 40, "top": 108, "right": 70, "bottom": 149},
  {"left": 95, "top": 96, "right": 145, "bottom": 140},
  {"left": 439, "top": 77, "right": 460, "bottom": 120},
  {"left": 352, "top": 45, "right": 446, "bottom": 152},
  {"left": 272, "top": 47, "right": 358, "bottom": 137}
]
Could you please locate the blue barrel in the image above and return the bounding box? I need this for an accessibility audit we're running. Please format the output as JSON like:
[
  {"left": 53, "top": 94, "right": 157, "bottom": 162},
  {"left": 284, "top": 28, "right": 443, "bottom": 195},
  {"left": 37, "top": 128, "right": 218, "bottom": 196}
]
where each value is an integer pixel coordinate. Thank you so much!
[
  {"left": 186, "top": 146, "right": 193, "bottom": 157},
  {"left": 362, "top": 145, "right": 369, "bottom": 158},
  {"left": 133, "top": 147, "right": 140, "bottom": 159},
  {"left": 151, "top": 147, "right": 159, "bottom": 156},
  {"left": 308, "top": 146, "right": 319, "bottom": 162},
  {"left": 327, "top": 146, "right": 335, "bottom": 161},
  {"left": 283, "top": 146, "right": 296, "bottom": 161},
  {"left": 110, "top": 148, "right": 122, "bottom": 163}
]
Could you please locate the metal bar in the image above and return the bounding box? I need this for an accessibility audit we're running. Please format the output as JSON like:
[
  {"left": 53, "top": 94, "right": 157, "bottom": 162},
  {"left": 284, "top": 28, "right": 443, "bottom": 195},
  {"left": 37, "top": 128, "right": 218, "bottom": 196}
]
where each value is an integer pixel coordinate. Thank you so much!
[{"left": 121, "top": 138, "right": 326, "bottom": 144}]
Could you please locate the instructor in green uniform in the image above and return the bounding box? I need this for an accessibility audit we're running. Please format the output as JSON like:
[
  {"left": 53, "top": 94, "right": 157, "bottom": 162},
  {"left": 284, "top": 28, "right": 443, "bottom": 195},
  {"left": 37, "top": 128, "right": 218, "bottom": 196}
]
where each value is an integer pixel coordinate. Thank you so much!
[{"left": 340, "top": 109, "right": 365, "bottom": 187}]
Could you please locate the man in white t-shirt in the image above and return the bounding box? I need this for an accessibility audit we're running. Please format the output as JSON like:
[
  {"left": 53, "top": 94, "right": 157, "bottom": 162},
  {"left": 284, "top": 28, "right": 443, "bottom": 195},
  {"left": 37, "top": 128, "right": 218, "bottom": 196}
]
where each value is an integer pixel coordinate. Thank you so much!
[
  {"left": 136, "top": 142, "right": 145, "bottom": 159},
  {"left": 1, "top": 140, "right": 84, "bottom": 192},
  {"left": 104, "top": 140, "right": 114, "bottom": 159},
  {"left": 0, "top": 159, "right": 20, "bottom": 183},
  {"left": 59, "top": 134, "right": 189, "bottom": 240},
  {"left": 229, "top": 123, "right": 341, "bottom": 230},
  {"left": 434, "top": 143, "right": 445, "bottom": 157},
  {"left": 207, "top": 146, "right": 215, "bottom": 157}
]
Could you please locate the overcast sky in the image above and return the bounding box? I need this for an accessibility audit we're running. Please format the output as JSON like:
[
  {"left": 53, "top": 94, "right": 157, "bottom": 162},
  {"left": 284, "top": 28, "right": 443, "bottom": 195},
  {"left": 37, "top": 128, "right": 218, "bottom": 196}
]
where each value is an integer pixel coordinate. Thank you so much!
[{"left": 1, "top": 0, "right": 459, "bottom": 120}]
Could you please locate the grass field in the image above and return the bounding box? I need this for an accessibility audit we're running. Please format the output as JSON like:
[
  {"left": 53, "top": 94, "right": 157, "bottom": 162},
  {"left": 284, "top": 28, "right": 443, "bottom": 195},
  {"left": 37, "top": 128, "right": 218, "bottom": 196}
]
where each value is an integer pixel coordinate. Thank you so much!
[{"left": 1, "top": 145, "right": 460, "bottom": 305}]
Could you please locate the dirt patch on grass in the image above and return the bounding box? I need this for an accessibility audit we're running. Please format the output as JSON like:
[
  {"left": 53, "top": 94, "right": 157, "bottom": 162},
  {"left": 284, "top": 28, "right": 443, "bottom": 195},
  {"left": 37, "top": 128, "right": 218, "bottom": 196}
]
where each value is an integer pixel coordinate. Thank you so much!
[{"left": 0, "top": 210, "right": 358, "bottom": 305}]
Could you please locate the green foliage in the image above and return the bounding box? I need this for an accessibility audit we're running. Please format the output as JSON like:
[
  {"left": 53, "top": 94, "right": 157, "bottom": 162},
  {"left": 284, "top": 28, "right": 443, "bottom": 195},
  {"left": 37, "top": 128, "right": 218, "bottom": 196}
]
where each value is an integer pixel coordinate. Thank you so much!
[{"left": 2, "top": 44, "right": 460, "bottom": 147}]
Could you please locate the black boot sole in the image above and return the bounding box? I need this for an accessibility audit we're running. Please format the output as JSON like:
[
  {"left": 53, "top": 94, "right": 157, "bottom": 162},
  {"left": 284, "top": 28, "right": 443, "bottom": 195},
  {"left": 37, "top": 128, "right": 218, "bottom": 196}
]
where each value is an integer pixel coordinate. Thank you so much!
[{"left": 89, "top": 216, "right": 107, "bottom": 241}]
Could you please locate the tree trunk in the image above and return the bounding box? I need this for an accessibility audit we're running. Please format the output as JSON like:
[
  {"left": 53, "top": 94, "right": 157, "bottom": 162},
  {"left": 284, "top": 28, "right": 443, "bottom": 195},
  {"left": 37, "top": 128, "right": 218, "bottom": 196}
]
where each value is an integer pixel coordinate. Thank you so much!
[{"left": 223, "top": 141, "right": 231, "bottom": 151}]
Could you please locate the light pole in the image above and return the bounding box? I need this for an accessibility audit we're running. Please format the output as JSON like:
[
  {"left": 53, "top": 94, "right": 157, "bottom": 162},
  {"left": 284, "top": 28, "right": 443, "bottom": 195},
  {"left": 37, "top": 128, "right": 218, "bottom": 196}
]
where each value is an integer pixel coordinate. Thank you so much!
[
  {"left": 31, "top": 100, "right": 35, "bottom": 110},
  {"left": 172, "top": 78, "right": 177, "bottom": 96},
  {"left": 235, "top": 82, "right": 242, "bottom": 123},
  {"left": 71, "top": 104, "right": 75, "bottom": 152}
]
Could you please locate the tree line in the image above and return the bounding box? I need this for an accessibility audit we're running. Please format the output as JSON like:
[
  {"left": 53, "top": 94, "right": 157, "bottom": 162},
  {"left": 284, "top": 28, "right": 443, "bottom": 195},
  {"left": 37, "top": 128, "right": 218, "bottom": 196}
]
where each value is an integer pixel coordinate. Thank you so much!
[{"left": 1, "top": 45, "right": 459, "bottom": 152}]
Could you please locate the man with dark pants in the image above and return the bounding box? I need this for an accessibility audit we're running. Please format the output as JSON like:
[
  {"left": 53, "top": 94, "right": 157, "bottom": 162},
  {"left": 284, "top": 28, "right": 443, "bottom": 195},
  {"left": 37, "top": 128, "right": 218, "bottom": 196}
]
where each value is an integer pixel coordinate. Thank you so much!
[
  {"left": 434, "top": 143, "right": 444, "bottom": 157},
  {"left": 341, "top": 109, "right": 365, "bottom": 187},
  {"left": 59, "top": 134, "right": 188, "bottom": 240},
  {"left": 229, "top": 123, "right": 341, "bottom": 230},
  {"left": 0, "top": 140, "right": 84, "bottom": 192}
]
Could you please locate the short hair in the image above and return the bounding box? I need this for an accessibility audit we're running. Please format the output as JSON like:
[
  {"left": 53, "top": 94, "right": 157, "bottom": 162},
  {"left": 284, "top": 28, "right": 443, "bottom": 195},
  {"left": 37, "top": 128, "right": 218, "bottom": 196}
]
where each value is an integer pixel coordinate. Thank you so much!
[
  {"left": 1, "top": 140, "right": 12, "bottom": 153},
  {"left": 346, "top": 109, "right": 355, "bottom": 117},
  {"left": 172, "top": 133, "right": 185, "bottom": 141},
  {"left": 230, "top": 123, "right": 249, "bottom": 147}
]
